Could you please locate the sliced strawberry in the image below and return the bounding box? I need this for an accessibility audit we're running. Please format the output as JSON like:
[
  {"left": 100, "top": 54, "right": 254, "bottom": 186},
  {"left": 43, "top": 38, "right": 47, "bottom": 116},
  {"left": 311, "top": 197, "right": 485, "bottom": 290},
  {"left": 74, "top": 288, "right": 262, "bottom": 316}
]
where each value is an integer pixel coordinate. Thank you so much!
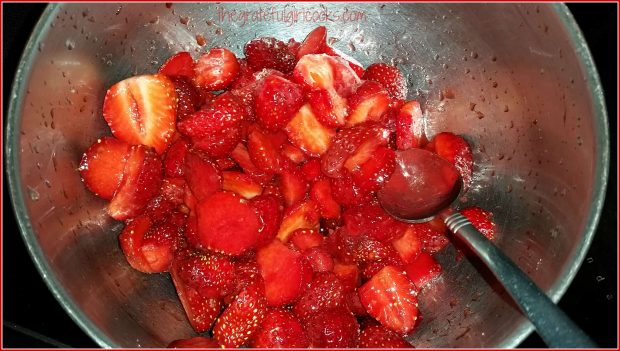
[
  {"left": 159, "top": 51, "right": 195, "bottom": 79},
  {"left": 396, "top": 100, "right": 424, "bottom": 150},
  {"left": 290, "top": 228, "right": 323, "bottom": 251},
  {"left": 163, "top": 138, "right": 189, "bottom": 178},
  {"left": 230, "top": 58, "right": 255, "bottom": 89},
  {"left": 363, "top": 63, "right": 407, "bottom": 100},
  {"left": 177, "top": 93, "right": 245, "bottom": 157},
  {"left": 303, "top": 246, "right": 334, "bottom": 273},
  {"left": 254, "top": 75, "right": 304, "bottom": 131},
  {"left": 174, "top": 250, "right": 236, "bottom": 299},
  {"left": 160, "top": 177, "right": 186, "bottom": 205},
  {"left": 287, "top": 38, "right": 301, "bottom": 58},
  {"left": 300, "top": 159, "right": 323, "bottom": 182},
  {"left": 196, "top": 191, "right": 261, "bottom": 256},
  {"left": 251, "top": 194, "right": 283, "bottom": 247},
  {"left": 171, "top": 77, "right": 201, "bottom": 122},
  {"left": 413, "top": 222, "right": 449, "bottom": 254},
  {"left": 332, "top": 262, "right": 360, "bottom": 292},
  {"left": 145, "top": 194, "right": 176, "bottom": 222},
  {"left": 346, "top": 81, "right": 391, "bottom": 127},
  {"left": 359, "top": 323, "right": 411, "bottom": 348},
  {"left": 322, "top": 44, "right": 366, "bottom": 78},
  {"left": 103, "top": 74, "right": 177, "bottom": 154},
  {"left": 392, "top": 225, "right": 422, "bottom": 264},
  {"left": 358, "top": 265, "right": 419, "bottom": 334},
  {"left": 183, "top": 151, "right": 222, "bottom": 201},
  {"left": 351, "top": 145, "right": 396, "bottom": 193},
  {"left": 342, "top": 203, "right": 404, "bottom": 242},
  {"left": 345, "top": 290, "right": 367, "bottom": 316},
  {"left": 460, "top": 206, "right": 496, "bottom": 240},
  {"left": 222, "top": 171, "right": 263, "bottom": 199},
  {"left": 304, "top": 308, "right": 359, "bottom": 348},
  {"left": 285, "top": 104, "right": 336, "bottom": 157},
  {"left": 297, "top": 26, "right": 327, "bottom": 59},
  {"left": 194, "top": 48, "right": 239, "bottom": 91},
  {"left": 79, "top": 137, "right": 130, "bottom": 200},
  {"left": 244, "top": 37, "right": 296, "bottom": 73},
  {"left": 247, "top": 127, "right": 284, "bottom": 173},
  {"left": 230, "top": 143, "right": 273, "bottom": 185},
  {"left": 293, "top": 272, "right": 345, "bottom": 320},
  {"left": 276, "top": 200, "right": 321, "bottom": 242},
  {"left": 279, "top": 169, "right": 308, "bottom": 207},
  {"left": 214, "top": 157, "right": 236, "bottom": 170},
  {"left": 168, "top": 336, "right": 219, "bottom": 348},
  {"left": 108, "top": 145, "right": 162, "bottom": 220},
  {"left": 306, "top": 88, "right": 349, "bottom": 128},
  {"left": 323, "top": 228, "right": 358, "bottom": 264},
  {"left": 310, "top": 179, "right": 341, "bottom": 219},
  {"left": 404, "top": 252, "right": 442, "bottom": 288},
  {"left": 425, "top": 132, "right": 473, "bottom": 188},
  {"left": 293, "top": 54, "right": 360, "bottom": 96},
  {"left": 329, "top": 173, "right": 373, "bottom": 207},
  {"left": 119, "top": 216, "right": 153, "bottom": 272},
  {"left": 184, "top": 214, "right": 200, "bottom": 249},
  {"left": 257, "top": 240, "right": 313, "bottom": 306},
  {"left": 251, "top": 309, "right": 309, "bottom": 348},
  {"left": 281, "top": 142, "right": 308, "bottom": 164},
  {"left": 231, "top": 254, "right": 262, "bottom": 295},
  {"left": 354, "top": 238, "right": 405, "bottom": 280}
]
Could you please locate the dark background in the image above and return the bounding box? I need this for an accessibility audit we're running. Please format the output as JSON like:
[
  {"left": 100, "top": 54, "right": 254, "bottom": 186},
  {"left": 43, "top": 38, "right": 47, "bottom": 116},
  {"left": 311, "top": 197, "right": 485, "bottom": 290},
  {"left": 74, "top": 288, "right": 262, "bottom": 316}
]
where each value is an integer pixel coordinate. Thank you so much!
[{"left": 2, "top": 3, "right": 617, "bottom": 348}]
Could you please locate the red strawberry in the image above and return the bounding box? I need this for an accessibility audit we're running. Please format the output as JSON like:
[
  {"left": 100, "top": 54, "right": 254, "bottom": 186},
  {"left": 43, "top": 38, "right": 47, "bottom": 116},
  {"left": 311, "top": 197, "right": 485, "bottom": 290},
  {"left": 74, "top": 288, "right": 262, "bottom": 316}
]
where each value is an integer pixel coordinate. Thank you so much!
[
  {"left": 251, "top": 309, "right": 309, "bottom": 348},
  {"left": 353, "top": 238, "right": 404, "bottom": 279},
  {"left": 413, "top": 222, "right": 449, "bottom": 254},
  {"left": 323, "top": 228, "right": 358, "bottom": 264},
  {"left": 247, "top": 127, "right": 284, "bottom": 173},
  {"left": 177, "top": 93, "right": 245, "bottom": 157},
  {"left": 159, "top": 51, "right": 195, "bottom": 79},
  {"left": 306, "top": 88, "right": 348, "bottom": 128},
  {"left": 183, "top": 151, "right": 222, "bottom": 201},
  {"left": 404, "top": 252, "right": 442, "bottom": 288},
  {"left": 276, "top": 200, "right": 321, "bottom": 242},
  {"left": 363, "top": 63, "right": 407, "bottom": 100},
  {"left": 349, "top": 145, "right": 396, "bottom": 192},
  {"left": 392, "top": 225, "right": 422, "bottom": 264},
  {"left": 161, "top": 177, "right": 186, "bottom": 205},
  {"left": 79, "top": 137, "right": 130, "bottom": 200},
  {"left": 222, "top": 171, "right": 263, "bottom": 199},
  {"left": 285, "top": 104, "right": 336, "bottom": 157},
  {"left": 194, "top": 48, "right": 239, "bottom": 91},
  {"left": 230, "top": 58, "right": 255, "bottom": 89},
  {"left": 196, "top": 191, "right": 261, "bottom": 256},
  {"left": 297, "top": 26, "right": 327, "bottom": 59},
  {"left": 163, "top": 138, "right": 189, "bottom": 178},
  {"left": 358, "top": 265, "right": 419, "bottom": 334},
  {"left": 244, "top": 37, "right": 296, "bottom": 73},
  {"left": 290, "top": 229, "right": 323, "bottom": 251},
  {"left": 251, "top": 194, "right": 283, "bottom": 247},
  {"left": 304, "top": 308, "right": 359, "bottom": 348},
  {"left": 232, "top": 254, "right": 262, "bottom": 294},
  {"left": 119, "top": 216, "right": 153, "bottom": 272},
  {"left": 230, "top": 143, "right": 273, "bottom": 185},
  {"left": 103, "top": 74, "right": 177, "bottom": 154},
  {"left": 293, "top": 272, "right": 345, "bottom": 320},
  {"left": 321, "top": 44, "right": 366, "bottom": 78},
  {"left": 345, "top": 290, "right": 367, "bottom": 316},
  {"left": 167, "top": 336, "right": 219, "bottom": 348},
  {"left": 346, "top": 81, "right": 391, "bottom": 126},
  {"left": 310, "top": 179, "right": 341, "bottom": 219},
  {"left": 396, "top": 100, "right": 425, "bottom": 150},
  {"left": 215, "top": 156, "right": 236, "bottom": 170},
  {"left": 359, "top": 323, "right": 411, "bottom": 348},
  {"left": 279, "top": 168, "right": 308, "bottom": 207},
  {"left": 254, "top": 75, "right": 304, "bottom": 131},
  {"left": 425, "top": 132, "right": 473, "bottom": 187},
  {"left": 287, "top": 38, "right": 301, "bottom": 58},
  {"left": 300, "top": 159, "right": 323, "bottom": 182},
  {"left": 332, "top": 262, "right": 360, "bottom": 292},
  {"left": 171, "top": 77, "right": 201, "bottom": 122},
  {"left": 174, "top": 250, "right": 236, "bottom": 299},
  {"left": 281, "top": 142, "right": 308, "bottom": 164},
  {"left": 293, "top": 54, "right": 360, "bottom": 96},
  {"left": 342, "top": 203, "right": 405, "bottom": 242},
  {"left": 303, "top": 246, "right": 335, "bottom": 273},
  {"left": 460, "top": 206, "right": 496, "bottom": 240},
  {"left": 108, "top": 145, "right": 162, "bottom": 220},
  {"left": 257, "top": 240, "right": 313, "bottom": 306},
  {"left": 145, "top": 194, "right": 176, "bottom": 222},
  {"left": 329, "top": 173, "right": 374, "bottom": 207}
]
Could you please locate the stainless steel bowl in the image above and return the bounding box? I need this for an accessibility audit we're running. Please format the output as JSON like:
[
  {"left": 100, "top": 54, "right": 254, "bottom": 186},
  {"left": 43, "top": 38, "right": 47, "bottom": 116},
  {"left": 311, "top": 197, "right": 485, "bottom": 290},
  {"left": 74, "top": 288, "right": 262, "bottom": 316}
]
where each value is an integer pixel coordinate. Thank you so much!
[{"left": 6, "top": 3, "right": 608, "bottom": 348}]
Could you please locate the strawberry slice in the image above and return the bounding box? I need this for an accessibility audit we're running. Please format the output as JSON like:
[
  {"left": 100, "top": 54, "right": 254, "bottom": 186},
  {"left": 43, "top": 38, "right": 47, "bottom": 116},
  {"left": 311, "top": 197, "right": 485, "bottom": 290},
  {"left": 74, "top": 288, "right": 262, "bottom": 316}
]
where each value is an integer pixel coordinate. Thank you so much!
[
  {"left": 108, "top": 145, "right": 162, "bottom": 220},
  {"left": 358, "top": 265, "right": 419, "bottom": 334},
  {"left": 363, "top": 63, "right": 408, "bottom": 100},
  {"left": 251, "top": 194, "right": 283, "bottom": 247},
  {"left": 425, "top": 132, "right": 473, "bottom": 188},
  {"left": 404, "top": 252, "right": 442, "bottom": 288},
  {"left": 359, "top": 323, "right": 411, "bottom": 348},
  {"left": 276, "top": 200, "right": 321, "bottom": 242},
  {"left": 392, "top": 225, "right": 422, "bottom": 264},
  {"left": 168, "top": 336, "right": 219, "bottom": 348},
  {"left": 196, "top": 191, "right": 262, "bottom": 256},
  {"left": 183, "top": 151, "right": 222, "bottom": 201},
  {"left": 346, "top": 81, "right": 391, "bottom": 126},
  {"left": 332, "top": 262, "right": 360, "bottom": 292},
  {"left": 287, "top": 38, "right": 301, "bottom": 58},
  {"left": 103, "top": 74, "right": 177, "bottom": 154},
  {"left": 279, "top": 168, "right": 308, "bottom": 207},
  {"left": 350, "top": 145, "right": 396, "bottom": 193},
  {"left": 79, "top": 137, "right": 130, "bottom": 200},
  {"left": 297, "top": 26, "right": 327, "bottom": 59},
  {"left": 257, "top": 239, "right": 313, "bottom": 306},
  {"left": 293, "top": 272, "right": 345, "bottom": 320},
  {"left": 285, "top": 104, "right": 336, "bottom": 157},
  {"left": 222, "top": 171, "right": 263, "bottom": 199},
  {"left": 460, "top": 206, "right": 497, "bottom": 240},
  {"left": 244, "top": 37, "right": 296, "bottom": 73},
  {"left": 215, "top": 157, "right": 236, "bottom": 170},
  {"left": 171, "top": 77, "right": 201, "bottom": 122},
  {"left": 247, "top": 127, "right": 284, "bottom": 173},
  {"left": 163, "top": 138, "right": 189, "bottom": 178},
  {"left": 310, "top": 179, "right": 341, "bottom": 219},
  {"left": 304, "top": 308, "right": 359, "bottom": 348},
  {"left": 251, "top": 309, "right": 309, "bottom": 348},
  {"left": 321, "top": 44, "right": 366, "bottom": 78},
  {"left": 230, "top": 143, "right": 273, "bottom": 185},
  {"left": 214, "top": 282, "right": 267, "bottom": 348},
  {"left": 174, "top": 250, "right": 236, "bottom": 299},
  {"left": 412, "top": 222, "right": 449, "bottom": 254},
  {"left": 290, "top": 229, "right": 323, "bottom": 251},
  {"left": 254, "top": 75, "right": 304, "bottom": 131},
  {"left": 293, "top": 54, "right": 360, "bottom": 96},
  {"left": 345, "top": 290, "right": 367, "bottom": 316},
  {"left": 342, "top": 203, "right": 405, "bottom": 242},
  {"left": 159, "top": 51, "right": 195, "bottom": 79},
  {"left": 396, "top": 100, "right": 425, "bottom": 150},
  {"left": 171, "top": 256, "right": 223, "bottom": 333},
  {"left": 177, "top": 93, "right": 246, "bottom": 157},
  {"left": 194, "top": 47, "right": 239, "bottom": 91},
  {"left": 281, "top": 142, "right": 308, "bottom": 164},
  {"left": 302, "top": 246, "right": 334, "bottom": 273},
  {"left": 306, "top": 88, "right": 349, "bottom": 128},
  {"left": 145, "top": 194, "right": 175, "bottom": 223},
  {"left": 300, "top": 159, "right": 323, "bottom": 182}
]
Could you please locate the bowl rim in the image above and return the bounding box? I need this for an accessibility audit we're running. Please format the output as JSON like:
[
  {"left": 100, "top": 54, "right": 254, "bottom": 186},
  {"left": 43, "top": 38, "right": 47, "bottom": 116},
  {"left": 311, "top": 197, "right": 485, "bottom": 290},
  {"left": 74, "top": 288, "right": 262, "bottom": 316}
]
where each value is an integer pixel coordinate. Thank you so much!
[{"left": 5, "top": 3, "right": 609, "bottom": 348}]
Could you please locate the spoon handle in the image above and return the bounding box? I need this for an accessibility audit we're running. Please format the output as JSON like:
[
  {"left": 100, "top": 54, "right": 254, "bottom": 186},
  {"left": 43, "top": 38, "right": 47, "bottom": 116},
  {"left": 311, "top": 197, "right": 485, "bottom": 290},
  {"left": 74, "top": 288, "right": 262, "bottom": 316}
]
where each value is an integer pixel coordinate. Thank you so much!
[{"left": 443, "top": 212, "right": 597, "bottom": 348}]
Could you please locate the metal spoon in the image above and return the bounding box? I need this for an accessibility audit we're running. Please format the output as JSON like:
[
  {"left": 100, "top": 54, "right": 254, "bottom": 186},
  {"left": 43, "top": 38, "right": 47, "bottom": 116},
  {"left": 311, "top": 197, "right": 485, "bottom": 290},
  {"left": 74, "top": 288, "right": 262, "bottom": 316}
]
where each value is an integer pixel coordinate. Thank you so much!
[{"left": 378, "top": 148, "right": 596, "bottom": 348}]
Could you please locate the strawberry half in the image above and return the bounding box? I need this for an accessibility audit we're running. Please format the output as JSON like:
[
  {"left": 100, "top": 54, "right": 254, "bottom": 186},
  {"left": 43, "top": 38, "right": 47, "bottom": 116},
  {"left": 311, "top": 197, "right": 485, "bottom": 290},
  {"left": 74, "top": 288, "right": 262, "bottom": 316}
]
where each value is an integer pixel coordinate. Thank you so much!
[
  {"left": 363, "top": 63, "right": 408, "bottom": 100},
  {"left": 244, "top": 37, "right": 297, "bottom": 73},
  {"left": 359, "top": 323, "right": 411, "bottom": 348},
  {"left": 79, "top": 137, "right": 130, "bottom": 200},
  {"left": 168, "top": 336, "right": 219, "bottom": 348},
  {"left": 276, "top": 200, "right": 321, "bottom": 242},
  {"left": 108, "top": 145, "right": 162, "bottom": 220},
  {"left": 297, "top": 26, "right": 327, "bottom": 59},
  {"left": 285, "top": 104, "right": 336, "bottom": 157},
  {"left": 254, "top": 75, "right": 304, "bottom": 131},
  {"left": 159, "top": 51, "right": 195, "bottom": 79},
  {"left": 183, "top": 151, "right": 222, "bottom": 201},
  {"left": 304, "top": 308, "right": 359, "bottom": 348},
  {"left": 103, "top": 74, "right": 177, "bottom": 154},
  {"left": 251, "top": 309, "right": 309, "bottom": 348},
  {"left": 425, "top": 132, "right": 473, "bottom": 188},
  {"left": 404, "top": 252, "right": 442, "bottom": 288},
  {"left": 196, "top": 191, "right": 262, "bottom": 256},
  {"left": 358, "top": 265, "right": 419, "bottom": 334},
  {"left": 460, "top": 206, "right": 497, "bottom": 240},
  {"left": 222, "top": 171, "right": 263, "bottom": 199},
  {"left": 194, "top": 47, "right": 239, "bottom": 91},
  {"left": 396, "top": 100, "right": 425, "bottom": 150},
  {"left": 279, "top": 168, "right": 308, "bottom": 207},
  {"left": 346, "top": 80, "right": 391, "bottom": 127}
]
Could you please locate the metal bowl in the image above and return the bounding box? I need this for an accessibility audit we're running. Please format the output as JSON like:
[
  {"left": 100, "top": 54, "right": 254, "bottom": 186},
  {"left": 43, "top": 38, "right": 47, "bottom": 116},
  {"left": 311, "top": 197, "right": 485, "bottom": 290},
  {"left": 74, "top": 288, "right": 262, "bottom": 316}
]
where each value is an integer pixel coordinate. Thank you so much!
[{"left": 6, "top": 3, "right": 608, "bottom": 348}]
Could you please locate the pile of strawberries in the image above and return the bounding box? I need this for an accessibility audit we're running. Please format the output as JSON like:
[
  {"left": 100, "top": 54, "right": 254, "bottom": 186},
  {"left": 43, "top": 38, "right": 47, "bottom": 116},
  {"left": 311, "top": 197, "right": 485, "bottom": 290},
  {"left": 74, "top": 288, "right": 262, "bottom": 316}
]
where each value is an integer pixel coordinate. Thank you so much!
[{"left": 79, "top": 26, "right": 496, "bottom": 348}]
